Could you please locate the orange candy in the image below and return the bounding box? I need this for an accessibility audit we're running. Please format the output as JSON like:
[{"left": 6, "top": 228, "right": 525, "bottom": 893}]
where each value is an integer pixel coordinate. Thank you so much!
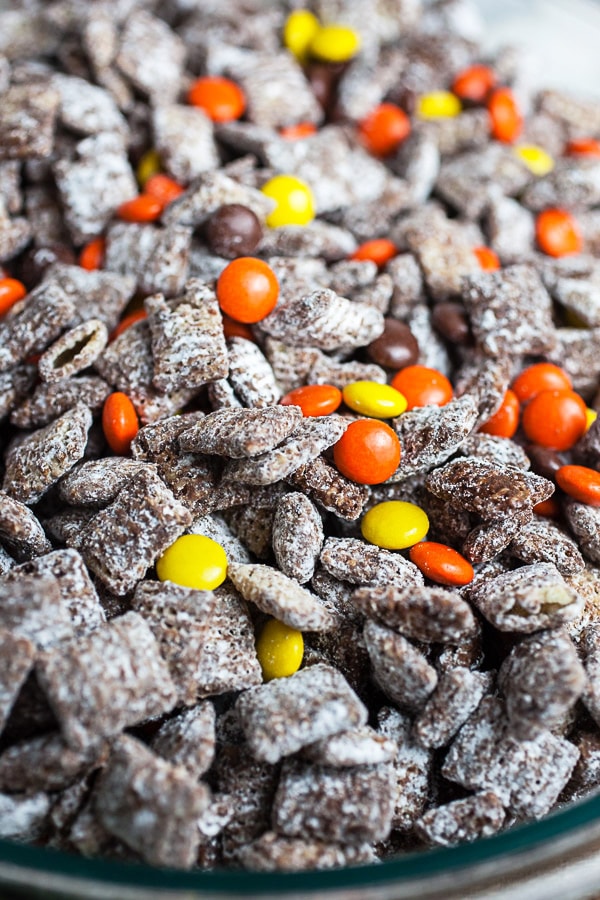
[
  {"left": 409, "top": 541, "right": 475, "bottom": 586},
  {"left": 391, "top": 365, "right": 453, "bottom": 410},
  {"left": 512, "top": 362, "right": 572, "bottom": 404},
  {"left": 144, "top": 173, "right": 185, "bottom": 208},
  {"left": 333, "top": 419, "right": 401, "bottom": 485},
  {"left": 279, "top": 122, "right": 317, "bottom": 140},
  {"left": 109, "top": 309, "right": 147, "bottom": 342},
  {"left": 117, "top": 195, "right": 163, "bottom": 223},
  {"left": 487, "top": 87, "right": 522, "bottom": 143},
  {"left": 79, "top": 237, "right": 105, "bottom": 271},
  {"left": 479, "top": 389, "right": 520, "bottom": 438},
  {"left": 188, "top": 76, "right": 246, "bottom": 122},
  {"left": 534, "top": 497, "right": 561, "bottom": 518},
  {"left": 350, "top": 238, "right": 397, "bottom": 268},
  {"left": 358, "top": 103, "right": 411, "bottom": 157},
  {"left": 521, "top": 389, "right": 588, "bottom": 451},
  {"left": 221, "top": 314, "right": 255, "bottom": 342},
  {"left": 473, "top": 245, "right": 500, "bottom": 271},
  {"left": 536, "top": 208, "right": 583, "bottom": 258},
  {"left": 280, "top": 384, "right": 342, "bottom": 417},
  {"left": 452, "top": 64, "right": 497, "bottom": 103},
  {"left": 102, "top": 392, "right": 139, "bottom": 455},
  {"left": 565, "top": 138, "right": 600, "bottom": 158},
  {"left": 216, "top": 257, "right": 279, "bottom": 324},
  {"left": 0, "top": 277, "right": 27, "bottom": 316},
  {"left": 556, "top": 465, "right": 600, "bottom": 506}
]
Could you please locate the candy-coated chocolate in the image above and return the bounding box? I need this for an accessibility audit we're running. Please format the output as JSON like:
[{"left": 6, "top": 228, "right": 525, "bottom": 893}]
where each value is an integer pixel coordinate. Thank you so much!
[
  {"left": 309, "top": 23, "right": 360, "bottom": 63},
  {"left": 342, "top": 381, "right": 407, "bottom": 419},
  {"left": 361, "top": 500, "right": 429, "bottom": 550},
  {"left": 333, "top": 419, "right": 400, "bottom": 484},
  {"left": 409, "top": 541, "right": 474, "bottom": 586},
  {"left": 280, "top": 384, "right": 342, "bottom": 417},
  {"left": 256, "top": 618, "right": 304, "bottom": 681},
  {"left": 156, "top": 534, "right": 228, "bottom": 591},
  {"left": 417, "top": 91, "right": 461, "bottom": 119},
  {"left": 367, "top": 318, "right": 420, "bottom": 369},
  {"left": 556, "top": 465, "right": 600, "bottom": 507},
  {"left": 261, "top": 175, "right": 315, "bottom": 227},
  {"left": 514, "top": 145, "right": 554, "bottom": 176},
  {"left": 206, "top": 204, "right": 263, "bottom": 259}
]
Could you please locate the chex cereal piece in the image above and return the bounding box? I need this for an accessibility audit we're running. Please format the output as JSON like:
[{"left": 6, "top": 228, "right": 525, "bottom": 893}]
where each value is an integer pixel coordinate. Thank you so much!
[
  {"left": 436, "top": 145, "right": 530, "bottom": 220},
  {"left": 523, "top": 159, "right": 600, "bottom": 212},
  {"left": 0, "top": 82, "right": 59, "bottom": 160},
  {"left": 12, "top": 374, "right": 110, "bottom": 430},
  {"left": 52, "top": 73, "right": 128, "bottom": 138},
  {"left": 287, "top": 456, "right": 370, "bottom": 521},
  {"left": 0, "top": 365, "right": 36, "bottom": 423},
  {"left": 262, "top": 339, "right": 318, "bottom": 394},
  {"left": 208, "top": 378, "right": 243, "bottom": 410},
  {"left": 151, "top": 703, "right": 216, "bottom": 779},
  {"left": 311, "top": 566, "right": 363, "bottom": 625},
  {"left": 37, "top": 318, "right": 108, "bottom": 384},
  {"left": 228, "top": 52, "right": 321, "bottom": 129},
  {"left": 224, "top": 506, "right": 275, "bottom": 559},
  {"left": 42, "top": 509, "right": 95, "bottom": 551},
  {"left": 304, "top": 621, "right": 371, "bottom": 699},
  {"left": 96, "top": 735, "right": 209, "bottom": 869},
  {"left": 416, "top": 792, "right": 505, "bottom": 847},
  {"left": 463, "top": 264, "right": 556, "bottom": 358},
  {"left": 485, "top": 191, "right": 535, "bottom": 265},
  {"left": 564, "top": 501, "right": 600, "bottom": 565},
  {"left": 0, "top": 491, "right": 51, "bottom": 561},
  {"left": 363, "top": 621, "right": 438, "bottom": 712},
  {"left": 237, "top": 832, "right": 375, "bottom": 872},
  {"left": 44, "top": 263, "right": 136, "bottom": 331},
  {"left": 405, "top": 216, "right": 481, "bottom": 302},
  {"left": 0, "top": 205, "right": 31, "bottom": 263},
  {"left": 272, "top": 758, "right": 395, "bottom": 845},
  {"left": 390, "top": 394, "right": 479, "bottom": 481},
  {"left": 0, "top": 629, "right": 35, "bottom": 734},
  {"left": 223, "top": 415, "right": 348, "bottom": 486},
  {"left": 425, "top": 457, "right": 554, "bottom": 520},
  {"left": 0, "top": 574, "right": 73, "bottom": 649},
  {"left": 0, "top": 793, "right": 50, "bottom": 841},
  {"left": 455, "top": 357, "right": 514, "bottom": 426},
  {"left": 36, "top": 612, "right": 177, "bottom": 750},
  {"left": 0, "top": 281, "right": 75, "bottom": 374},
  {"left": 538, "top": 88, "right": 600, "bottom": 136},
  {"left": 387, "top": 253, "right": 427, "bottom": 318},
  {"left": 462, "top": 512, "right": 533, "bottom": 565},
  {"left": 352, "top": 583, "right": 476, "bottom": 645},
  {"left": 189, "top": 515, "right": 252, "bottom": 564},
  {"left": 562, "top": 732, "right": 600, "bottom": 802},
  {"left": 146, "top": 280, "right": 228, "bottom": 393},
  {"left": 508, "top": 518, "right": 585, "bottom": 576},
  {"left": 79, "top": 468, "right": 192, "bottom": 596},
  {"left": 542, "top": 255, "right": 600, "bottom": 328},
  {"left": 0, "top": 547, "right": 14, "bottom": 577},
  {"left": 0, "top": 732, "right": 107, "bottom": 794},
  {"left": 307, "top": 352, "right": 387, "bottom": 388},
  {"left": 458, "top": 433, "right": 531, "bottom": 470},
  {"left": 104, "top": 221, "right": 192, "bottom": 298},
  {"left": 377, "top": 707, "right": 432, "bottom": 830},
  {"left": 0, "top": 161, "right": 20, "bottom": 214},
  {"left": 499, "top": 629, "right": 586, "bottom": 738},
  {"left": 152, "top": 104, "right": 218, "bottom": 183},
  {"left": 258, "top": 221, "right": 357, "bottom": 263},
  {"left": 131, "top": 411, "right": 206, "bottom": 461},
  {"left": 272, "top": 493, "right": 324, "bottom": 584},
  {"left": 163, "top": 170, "right": 274, "bottom": 229},
  {"left": 328, "top": 260, "right": 377, "bottom": 297},
  {"left": 133, "top": 581, "right": 216, "bottom": 706},
  {"left": 407, "top": 303, "right": 452, "bottom": 374},
  {"left": 3, "top": 404, "right": 92, "bottom": 505},
  {"left": 442, "top": 696, "right": 579, "bottom": 818},
  {"left": 226, "top": 337, "right": 280, "bottom": 408},
  {"left": 320, "top": 537, "right": 423, "bottom": 588},
  {"left": 236, "top": 663, "right": 367, "bottom": 764},
  {"left": 5, "top": 549, "right": 106, "bottom": 635},
  {"left": 413, "top": 669, "right": 493, "bottom": 750},
  {"left": 548, "top": 326, "right": 600, "bottom": 397},
  {"left": 58, "top": 458, "right": 153, "bottom": 508},
  {"left": 261, "top": 288, "right": 384, "bottom": 352},
  {"left": 467, "top": 562, "right": 583, "bottom": 633},
  {"left": 302, "top": 726, "right": 397, "bottom": 768},
  {"left": 420, "top": 108, "right": 490, "bottom": 158},
  {"left": 227, "top": 563, "right": 334, "bottom": 631},
  {"left": 179, "top": 405, "right": 302, "bottom": 459},
  {"left": 116, "top": 10, "right": 185, "bottom": 102}
]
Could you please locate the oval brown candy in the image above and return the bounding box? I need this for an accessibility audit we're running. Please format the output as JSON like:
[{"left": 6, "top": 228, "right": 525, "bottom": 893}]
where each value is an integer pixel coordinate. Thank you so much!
[
  {"left": 366, "top": 318, "right": 419, "bottom": 369},
  {"left": 206, "top": 204, "right": 263, "bottom": 259},
  {"left": 431, "top": 302, "right": 471, "bottom": 345}
]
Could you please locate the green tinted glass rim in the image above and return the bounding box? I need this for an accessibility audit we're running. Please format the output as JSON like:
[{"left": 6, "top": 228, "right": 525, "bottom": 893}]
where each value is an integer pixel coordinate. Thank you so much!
[{"left": 2, "top": 793, "right": 600, "bottom": 893}]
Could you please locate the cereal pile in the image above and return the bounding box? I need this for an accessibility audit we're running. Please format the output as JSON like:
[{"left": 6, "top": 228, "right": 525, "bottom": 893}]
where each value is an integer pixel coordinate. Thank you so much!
[{"left": 2, "top": 0, "right": 600, "bottom": 874}]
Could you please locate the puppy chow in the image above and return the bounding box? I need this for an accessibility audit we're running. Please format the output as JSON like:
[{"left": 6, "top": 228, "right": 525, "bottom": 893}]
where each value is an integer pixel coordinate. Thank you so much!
[
  {"left": 413, "top": 669, "right": 493, "bottom": 750},
  {"left": 320, "top": 537, "right": 423, "bottom": 589},
  {"left": 163, "top": 170, "right": 274, "bottom": 229},
  {"left": 363, "top": 620, "right": 438, "bottom": 712},
  {"left": 115, "top": 10, "right": 186, "bottom": 103},
  {"left": 237, "top": 832, "right": 375, "bottom": 872},
  {"left": 225, "top": 337, "right": 281, "bottom": 408},
  {"left": 0, "top": 732, "right": 108, "bottom": 795},
  {"left": 377, "top": 707, "right": 432, "bottom": 831},
  {"left": 150, "top": 703, "right": 216, "bottom": 779},
  {"left": 0, "top": 82, "right": 59, "bottom": 161},
  {"left": 287, "top": 456, "right": 370, "bottom": 521},
  {"left": 104, "top": 221, "right": 192, "bottom": 298},
  {"left": 227, "top": 563, "right": 334, "bottom": 632},
  {"left": 0, "top": 629, "right": 36, "bottom": 734},
  {"left": 152, "top": 104, "right": 218, "bottom": 184},
  {"left": 38, "top": 318, "right": 108, "bottom": 383},
  {"left": 302, "top": 726, "right": 397, "bottom": 768},
  {"left": 416, "top": 792, "right": 505, "bottom": 848},
  {"left": 272, "top": 492, "right": 324, "bottom": 584},
  {"left": 43, "top": 263, "right": 136, "bottom": 332},
  {"left": 0, "top": 281, "right": 75, "bottom": 374},
  {"left": 0, "top": 491, "right": 51, "bottom": 561}
]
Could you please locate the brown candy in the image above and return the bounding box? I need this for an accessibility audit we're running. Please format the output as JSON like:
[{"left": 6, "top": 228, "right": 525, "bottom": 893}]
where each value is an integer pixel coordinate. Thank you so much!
[
  {"left": 431, "top": 302, "right": 471, "bottom": 344},
  {"left": 206, "top": 204, "right": 263, "bottom": 259},
  {"left": 366, "top": 318, "right": 419, "bottom": 369}
]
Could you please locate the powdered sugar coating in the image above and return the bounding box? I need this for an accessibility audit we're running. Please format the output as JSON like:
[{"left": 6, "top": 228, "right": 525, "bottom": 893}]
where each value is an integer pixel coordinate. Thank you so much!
[
  {"left": 272, "top": 492, "right": 324, "bottom": 584},
  {"left": 227, "top": 563, "right": 333, "bottom": 632},
  {"left": 179, "top": 405, "right": 302, "bottom": 459},
  {"left": 416, "top": 791, "right": 505, "bottom": 847},
  {"left": 363, "top": 621, "right": 438, "bottom": 712}
]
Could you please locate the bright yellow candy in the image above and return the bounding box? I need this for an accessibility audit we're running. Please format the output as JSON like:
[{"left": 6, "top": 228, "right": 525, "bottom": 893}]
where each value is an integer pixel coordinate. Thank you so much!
[
  {"left": 261, "top": 174, "right": 315, "bottom": 227},
  {"left": 309, "top": 23, "right": 361, "bottom": 63},
  {"left": 417, "top": 91, "right": 462, "bottom": 120},
  {"left": 342, "top": 381, "right": 407, "bottom": 419},
  {"left": 361, "top": 500, "right": 429, "bottom": 550},
  {"left": 256, "top": 618, "right": 304, "bottom": 681},
  {"left": 136, "top": 149, "right": 162, "bottom": 188},
  {"left": 586, "top": 408, "right": 598, "bottom": 430},
  {"left": 156, "top": 534, "right": 227, "bottom": 591},
  {"left": 284, "top": 10, "right": 320, "bottom": 61},
  {"left": 514, "top": 144, "right": 554, "bottom": 176}
]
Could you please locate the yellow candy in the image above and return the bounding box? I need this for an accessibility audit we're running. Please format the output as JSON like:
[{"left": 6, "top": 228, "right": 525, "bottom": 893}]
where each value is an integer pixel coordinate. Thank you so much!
[
  {"left": 586, "top": 408, "right": 598, "bottom": 430},
  {"left": 256, "top": 618, "right": 304, "bottom": 681},
  {"left": 136, "top": 149, "right": 162, "bottom": 188},
  {"left": 342, "top": 381, "right": 407, "bottom": 419},
  {"left": 156, "top": 534, "right": 227, "bottom": 591},
  {"left": 261, "top": 174, "right": 315, "bottom": 227},
  {"left": 309, "top": 23, "right": 361, "bottom": 63},
  {"left": 361, "top": 500, "right": 429, "bottom": 550},
  {"left": 514, "top": 144, "right": 554, "bottom": 176},
  {"left": 284, "top": 10, "right": 320, "bottom": 61},
  {"left": 417, "top": 91, "right": 462, "bottom": 120}
]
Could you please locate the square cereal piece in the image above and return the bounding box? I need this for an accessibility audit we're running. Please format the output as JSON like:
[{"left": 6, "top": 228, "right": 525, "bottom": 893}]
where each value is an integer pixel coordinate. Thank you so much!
[
  {"left": 227, "top": 563, "right": 334, "bottom": 631},
  {"left": 235, "top": 662, "right": 367, "bottom": 764},
  {"left": 146, "top": 280, "right": 228, "bottom": 394},
  {"left": 363, "top": 620, "right": 438, "bottom": 712},
  {"left": 404, "top": 215, "right": 481, "bottom": 303},
  {"left": 548, "top": 326, "right": 600, "bottom": 398},
  {"left": 463, "top": 264, "right": 556, "bottom": 358},
  {"left": 179, "top": 405, "right": 303, "bottom": 459},
  {"left": 52, "top": 73, "right": 129, "bottom": 138},
  {"left": 36, "top": 612, "right": 177, "bottom": 750},
  {"left": 302, "top": 725, "right": 397, "bottom": 768},
  {"left": 0, "top": 574, "right": 73, "bottom": 649},
  {"left": 0, "top": 281, "right": 76, "bottom": 374},
  {"left": 226, "top": 336, "right": 281, "bottom": 408},
  {"left": 3, "top": 404, "right": 92, "bottom": 505},
  {"left": 0, "top": 365, "right": 36, "bottom": 423},
  {"left": 79, "top": 468, "right": 192, "bottom": 596},
  {"left": 306, "top": 352, "right": 387, "bottom": 388},
  {"left": 272, "top": 492, "right": 324, "bottom": 584},
  {"left": 0, "top": 628, "right": 36, "bottom": 734},
  {"left": 44, "top": 263, "right": 136, "bottom": 331},
  {"left": 151, "top": 702, "right": 216, "bottom": 779},
  {"left": 189, "top": 514, "right": 252, "bottom": 564},
  {"left": 163, "top": 169, "right": 274, "bottom": 229},
  {"left": 257, "top": 221, "right": 356, "bottom": 263},
  {"left": 485, "top": 192, "right": 535, "bottom": 265},
  {"left": 416, "top": 791, "right": 505, "bottom": 847},
  {"left": 542, "top": 255, "right": 600, "bottom": 328},
  {"left": 104, "top": 221, "right": 192, "bottom": 298},
  {"left": 272, "top": 758, "right": 395, "bottom": 845},
  {"left": 320, "top": 537, "right": 424, "bottom": 589},
  {"left": 53, "top": 132, "right": 137, "bottom": 244},
  {"left": 0, "top": 793, "right": 50, "bottom": 841},
  {"left": 522, "top": 159, "right": 600, "bottom": 212},
  {"left": 95, "top": 735, "right": 209, "bottom": 869},
  {"left": 237, "top": 832, "right": 375, "bottom": 872},
  {"left": 508, "top": 517, "right": 585, "bottom": 576},
  {"left": 132, "top": 581, "right": 216, "bottom": 706},
  {"left": 0, "top": 82, "right": 59, "bottom": 160},
  {"left": 0, "top": 732, "right": 108, "bottom": 794},
  {"left": 564, "top": 500, "right": 600, "bottom": 565},
  {"left": 116, "top": 11, "right": 186, "bottom": 103},
  {"left": 228, "top": 52, "right": 322, "bottom": 129},
  {"left": 38, "top": 318, "right": 108, "bottom": 384},
  {"left": 0, "top": 206, "right": 31, "bottom": 263},
  {"left": 0, "top": 161, "right": 22, "bottom": 214},
  {"left": 152, "top": 105, "right": 219, "bottom": 183},
  {"left": 287, "top": 456, "right": 370, "bottom": 522},
  {"left": 58, "top": 458, "right": 155, "bottom": 509},
  {"left": 0, "top": 491, "right": 51, "bottom": 560},
  {"left": 413, "top": 668, "right": 493, "bottom": 749}
]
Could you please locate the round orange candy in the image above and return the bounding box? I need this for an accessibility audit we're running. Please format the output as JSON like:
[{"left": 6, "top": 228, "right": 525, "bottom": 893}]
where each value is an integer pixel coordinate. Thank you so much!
[
  {"left": 109, "top": 309, "right": 147, "bottom": 342},
  {"left": 512, "top": 362, "right": 572, "bottom": 404},
  {"left": 350, "top": 238, "right": 397, "bottom": 268},
  {"left": 78, "top": 238, "right": 105, "bottom": 272},
  {"left": 391, "top": 365, "right": 453, "bottom": 410},
  {"left": 216, "top": 257, "right": 279, "bottom": 324},
  {"left": 479, "top": 389, "right": 520, "bottom": 438},
  {"left": 102, "top": 392, "right": 139, "bottom": 455},
  {"left": 487, "top": 87, "right": 522, "bottom": 143},
  {"left": 144, "top": 173, "right": 185, "bottom": 208},
  {"left": 521, "top": 389, "right": 587, "bottom": 451},
  {"left": 0, "top": 277, "right": 27, "bottom": 316},
  {"left": 188, "top": 76, "right": 245, "bottom": 122},
  {"left": 333, "top": 419, "right": 401, "bottom": 485},
  {"left": 280, "top": 384, "right": 342, "bottom": 417},
  {"left": 279, "top": 122, "right": 317, "bottom": 140},
  {"left": 565, "top": 138, "right": 600, "bottom": 158},
  {"left": 473, "top": 245, "right": 500, "bottom": 271},
  {"left": 452, "top": 64, "right": 497, "bottom": 103},
  {"left": 358, "top": 103, "right": 411, "bottom": 157},
  {"left": 409, "top": 541, "right": 474, "bottom": 586},
  {"left": 556, "top": 465, "right": 600, "bottom": 507},
  {"left": 221, "top": 314, "right": 255, "bottom": 342},
  {"left": 117, "top": 195, "right": 163, "bottom": 223},
  {"left": 536, "top": 208, "right": 583, "bottom": 258}
]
